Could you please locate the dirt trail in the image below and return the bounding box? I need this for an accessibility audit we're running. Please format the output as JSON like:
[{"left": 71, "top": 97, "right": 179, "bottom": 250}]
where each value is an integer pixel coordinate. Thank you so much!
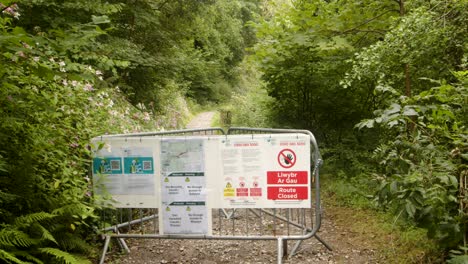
[
  {"left": 103, "top": 112, "right": 385, "bottom": 264},
  {"left": 105, "top": 203, "right": 382, "bottom": 264},
  {"left": 185, "top": 111, "right": 216, "bottom": 129}
]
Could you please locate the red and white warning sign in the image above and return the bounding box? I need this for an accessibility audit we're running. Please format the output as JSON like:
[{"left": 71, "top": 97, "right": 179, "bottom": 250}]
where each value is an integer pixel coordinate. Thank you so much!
[
  {"left": 267, "top": 186, "right": 308, "bottom": 200},
  {"left": 277, "top": 149, "right": 296, "bottom": 168},
  {"left": 218, "top": 133, "right": 311, "bottom": 208},
  {"left": 266, "top": 136, "right": 310, "bottom": 205},
  {"left": 267, "top": 171, "right": 308, "bottom": 184}
]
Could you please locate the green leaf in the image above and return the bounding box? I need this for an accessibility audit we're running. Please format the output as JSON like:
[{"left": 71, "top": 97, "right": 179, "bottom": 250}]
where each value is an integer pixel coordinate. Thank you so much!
[
  {"left": 91, "top": 15, "right": 110, "bottom": 25},
  {"left": 405, "top": 201, "right": 416, "bottom": 218},
  {"left": 0, "top": 249, "right": 27, "bottom": 264},
  {"left": 402, "top": 106, "right": 418, "bottom": 117},
  {"left": 38, "top": 247, "right": 86, "bottom": 264}
]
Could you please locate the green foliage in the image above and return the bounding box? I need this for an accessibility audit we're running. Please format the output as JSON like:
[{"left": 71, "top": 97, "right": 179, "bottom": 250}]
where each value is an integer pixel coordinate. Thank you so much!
[
  {"left": 252, "top": 0, "right": 399, "bottom": 143},
  {"left": 38, "top": 247, "right": 90, "bottom": 264},
  {"left": 229, "top": 64, "right": 275, "bottom": 128},
  {"left": 345, "top": 6, "right": 466, "bottom": 97},
  {"left": 101, "top": 0, "right": 260, "bottom": 107},
  {"left": 0, "top": 1, "right": 163, "bottom": 263},
  {"left": 0, "top": 1, "right": 263, "bottom": 263},
  {"left": 251, "top": 0, "right": 467, "bottom": 259},
  {"left": 358, "top": 72, "right": 467, "bottom": 249}
]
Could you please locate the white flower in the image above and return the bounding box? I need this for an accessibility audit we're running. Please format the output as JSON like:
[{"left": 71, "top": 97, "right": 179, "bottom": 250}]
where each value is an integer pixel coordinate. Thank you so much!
[
  {"left": 83, "top": 83, "right": 94, "bottom": 91},
  {"left": 143, "top": 112, "right": 151, "bottom": 121},
  {"left": 71, "top": 80, "right": 78, "bottom": 87},
  {"left": 59, "top": 61, "right": 66, "bottom": 67}
]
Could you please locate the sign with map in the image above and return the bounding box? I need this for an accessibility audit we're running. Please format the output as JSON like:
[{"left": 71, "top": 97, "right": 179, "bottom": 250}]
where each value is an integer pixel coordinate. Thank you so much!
[
  {"left": 92, "top": 133, "right": 311, "bottom": 234},
  {"left": 160, "top": 139, "right": 210, "bottom": 234}
]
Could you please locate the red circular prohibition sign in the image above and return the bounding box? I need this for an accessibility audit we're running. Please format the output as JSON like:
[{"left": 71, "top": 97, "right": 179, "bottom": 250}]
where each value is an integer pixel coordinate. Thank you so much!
[{"left": 277, "top": 149, "right": 297, "bottom": 169}]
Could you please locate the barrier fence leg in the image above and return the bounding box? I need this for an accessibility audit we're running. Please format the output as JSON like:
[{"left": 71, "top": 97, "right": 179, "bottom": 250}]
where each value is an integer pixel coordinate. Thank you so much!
[
  {"left": 99, "top": 235, "right": 111, "bottom": 264},
  {"left": 289, "top": 240, "right": 302, "bottom": 258},
  {"left": 315, "top": 234, "right": 333, "bottom": 251},
  {"left": 277, "top": 238, "right": 283, "bottom": 264}
]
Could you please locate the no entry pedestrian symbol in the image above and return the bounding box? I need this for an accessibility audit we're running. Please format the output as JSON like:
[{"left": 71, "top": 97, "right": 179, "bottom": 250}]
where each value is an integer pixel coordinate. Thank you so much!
[{"left": 278, "top": 149, "right": 296, "bottom": 168}]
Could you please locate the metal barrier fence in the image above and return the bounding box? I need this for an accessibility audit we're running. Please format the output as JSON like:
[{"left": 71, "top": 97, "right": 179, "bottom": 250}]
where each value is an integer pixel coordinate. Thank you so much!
[{"left": 96, "top": 127, "right": 330, "bottom": 264}]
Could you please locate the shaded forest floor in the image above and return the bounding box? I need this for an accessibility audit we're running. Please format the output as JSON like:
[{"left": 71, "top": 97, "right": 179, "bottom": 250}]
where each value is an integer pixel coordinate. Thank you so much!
[
  {"left": 101, "top": 112, "right": 440, "bottom": 264},
  {"left": 104, "top": 198, "right": 436, "bottom": 264}
]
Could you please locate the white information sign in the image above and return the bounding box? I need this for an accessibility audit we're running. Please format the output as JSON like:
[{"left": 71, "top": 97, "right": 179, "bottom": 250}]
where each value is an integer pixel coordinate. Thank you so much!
[
  {"left": 92, "top": 133, "right": 312, "bottom": 234},
  {"left": 219, "top": 134, "right": 310, "bottom": 208},
  {"left": 92, "top": 138, "right": 159, "bottom": 208},
  {"left": 160, "top": 139, "right": 210, "bottom": 235}
]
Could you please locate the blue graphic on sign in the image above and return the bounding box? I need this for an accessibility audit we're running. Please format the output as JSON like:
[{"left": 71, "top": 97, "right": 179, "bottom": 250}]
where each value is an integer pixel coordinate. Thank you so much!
[
  {"left": 123, "top": 157, "right": 154, "bottom": 174},
  {"left": 93, "top": 157, "right": 123, "bottom": 174}
]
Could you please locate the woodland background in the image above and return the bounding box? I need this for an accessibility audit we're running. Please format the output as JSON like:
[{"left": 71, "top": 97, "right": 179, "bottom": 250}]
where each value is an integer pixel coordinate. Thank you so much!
[{"left": 0, "top": 0, "right": 466, "bottom": 263}]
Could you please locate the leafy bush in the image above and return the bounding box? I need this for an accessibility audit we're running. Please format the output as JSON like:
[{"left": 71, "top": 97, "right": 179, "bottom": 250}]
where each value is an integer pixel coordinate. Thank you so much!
[
  {"left": 357, "top": 71, "right": 467, "bottom": 251},
  {"left": 0, "top": 5, "right": 160, "bottom": 263}
]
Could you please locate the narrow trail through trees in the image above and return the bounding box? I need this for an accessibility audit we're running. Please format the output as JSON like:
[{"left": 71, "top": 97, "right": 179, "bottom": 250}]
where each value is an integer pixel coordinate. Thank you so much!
[
  {"left": 185, "top": 111, "right": 217, "bottom": 129},
  {"left": 108, "top": 112, "right": 395, "bottom": 264}
]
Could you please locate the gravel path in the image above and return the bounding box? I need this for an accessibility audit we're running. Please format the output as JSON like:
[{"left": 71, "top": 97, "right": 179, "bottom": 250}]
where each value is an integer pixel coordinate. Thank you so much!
[
  {"left": 102, "top": 112, "right": 384, "bottom": 264},
  {"left": 103, "top": 204, "right": 383, "bottom": 264},
  {"left": 185, "top": 111, "right": 216, "bottom": 129}
]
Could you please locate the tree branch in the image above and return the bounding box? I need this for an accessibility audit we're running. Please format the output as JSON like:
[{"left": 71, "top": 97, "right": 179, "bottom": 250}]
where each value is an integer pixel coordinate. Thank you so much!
[
  {"left": 1, "top": 2, "right": 17, "bottom": 13},
  {"left": 338, "top": 9, "right": 397, "bottom": 36}
]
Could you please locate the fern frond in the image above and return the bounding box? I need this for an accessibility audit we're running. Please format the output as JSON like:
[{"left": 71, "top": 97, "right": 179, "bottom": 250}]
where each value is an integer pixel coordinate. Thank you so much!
[
  {"left": 52, "top": 203, "right": 93, "bottom": 218},
  {"left": 70, "top": 254, "right": 91, "bottom": 264},
  {"left": 10, "top": 250, "right": 43, "bottom": 264},
  {"left": 14, "top": 212, "right": 56, "bottom": 228},
  {"left": 0, "top": 228, "right": 38, "bottom": 248},
  {"left": 32, "top": 223, "right": 58, "bottom": 245},
  {"left": 38, "top": 247, "right": 83, "bottom": 264},
  {"left": 0, "top": 190, "right": 19, "bottom": 203},
  {"left": 54, "top": 232, "right": 91, "bottom": 252},
  {"left": 0, "top": 249, "right": 28, "bottom": 264}
]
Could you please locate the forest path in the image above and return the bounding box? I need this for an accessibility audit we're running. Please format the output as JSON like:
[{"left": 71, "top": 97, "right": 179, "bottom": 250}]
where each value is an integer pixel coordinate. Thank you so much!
[
  {"left": 185, "top": 111, "right": 217, "bottom": 129},
  {"left": 107, "top": 112, "right": 393, "bottom": 263}
]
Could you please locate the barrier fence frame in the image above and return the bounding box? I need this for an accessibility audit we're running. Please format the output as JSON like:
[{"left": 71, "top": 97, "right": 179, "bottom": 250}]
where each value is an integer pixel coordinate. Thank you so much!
[{"left": 96, "top": 127, "right": 331, "bottom": 264}]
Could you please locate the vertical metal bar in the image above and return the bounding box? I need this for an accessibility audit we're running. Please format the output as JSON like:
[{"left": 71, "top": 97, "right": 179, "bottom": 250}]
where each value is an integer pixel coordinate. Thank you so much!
[
  {"left": 273, "top": 208, "right": 277, "bottom": 236},
  {"left": 246, "top": 209, "right": 249, "bottom": 236},
  {"left": 99, "top": 235, "right": 111, "bottom": 264},
  {"left": 232, "top": 210, "right": 235, "bottom": 235},
  {"left": 302, "top": 209, "right": 306, "bottom": 229},
  {"left": 259, "top": 209, "right": 263, "bottom": 236},
  {"left": 119, "top": 208, "right": 123, "bottom": 230},
  {"left": 128, "top": 208, "right": 132, "bottom": 232},
  {"left": 139, "top": 209, "right": 144, "bottom": 234},
  {"left": 218, "top": 209, "right": 222, "bottom": 235},
  {"left": 277, "top": 238, "right": 283, "bottom": 264},
  {"left": 153, "top": 208, "right": 159, "bottom": 235},
  {"left": 287, "top": 209, "right": 290, "bottom": 236}
]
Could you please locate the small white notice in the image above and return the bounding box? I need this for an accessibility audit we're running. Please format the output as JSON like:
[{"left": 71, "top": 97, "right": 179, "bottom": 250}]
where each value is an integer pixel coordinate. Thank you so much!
[
  {"left": 160, "top": 138, "right": 210, "bottom": 235},
  {"left": 162, "top": 201, "right": 208, "bottom": 234}
]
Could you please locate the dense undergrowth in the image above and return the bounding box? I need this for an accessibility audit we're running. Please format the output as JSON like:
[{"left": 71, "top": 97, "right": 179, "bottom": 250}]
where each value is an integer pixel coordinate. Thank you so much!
[
  {"left": 322, "top": 174, "right": 444, "bottom": 263},
  {"left": 1, "top": 0, "right": 466, "bottom": 263}
]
